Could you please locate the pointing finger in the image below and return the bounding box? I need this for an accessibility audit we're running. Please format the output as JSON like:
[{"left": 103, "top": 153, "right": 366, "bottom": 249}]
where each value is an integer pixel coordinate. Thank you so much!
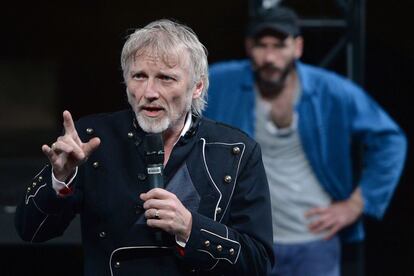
[{"left": 62, "top": 110, "right": 77, "bottom": 136}]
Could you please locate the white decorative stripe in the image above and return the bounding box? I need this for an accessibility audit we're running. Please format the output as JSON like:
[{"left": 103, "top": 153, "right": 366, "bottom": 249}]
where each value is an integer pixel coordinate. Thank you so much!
[
  {"left": 33, "top": 165, "right": 49, "bottom": 179},
  {"left": 32, "top": 198, "right": 47, "bottom": 215},
  {"left": 31, "top": 214, "right": 49, "bottom": 242},
  {"left": 200, "top": 138, "right": 222, "bottom": 221},
  {"left": 234, "top": 239, "right": 241, "bottom": 263},
  {"left": 25, "top": 183, "right": 47, "bottom": 205},
  {"left": 195, "top": 249, "right": 219, "bottom": 271},
  {"left": 202, "top": 141, "right": 245, "bottom": 222},
  {"left": 109, "top": 246, "right": 170, "bottom": 276},
  {"left": 201, "top": 228, "right": 241, "bottom": 264},
  {"left": 196, "top": 249, "right": 235, "bottom": 265},
  {"left": 201, "top": 229, "right": 240, "bottom": 246},
  {"left": 207, "top": 259, "right": 220, "bottom": 271}
]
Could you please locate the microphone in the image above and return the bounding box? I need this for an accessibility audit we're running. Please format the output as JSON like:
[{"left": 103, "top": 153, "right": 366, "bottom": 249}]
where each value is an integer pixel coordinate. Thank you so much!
[
  {"left": 143, "top": 133, "right": 165, "bottom": 244},
  {"left": 143, "top": 133, "right": 165, "bottom": 190}
]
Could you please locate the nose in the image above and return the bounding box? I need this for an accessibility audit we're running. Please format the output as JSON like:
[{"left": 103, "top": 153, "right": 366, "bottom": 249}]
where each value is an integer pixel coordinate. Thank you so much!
[
  {"left": 263, "top": 48, "right": 278, "bottom": 64},
  {"left": 143, "top": 78, "right": 159, "bottom": 100}
]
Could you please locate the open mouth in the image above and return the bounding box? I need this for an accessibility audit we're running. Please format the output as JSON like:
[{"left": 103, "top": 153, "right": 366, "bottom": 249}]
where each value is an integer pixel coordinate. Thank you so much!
[{"left": 141, "top": 105, "right": 165, "bottom": 117}]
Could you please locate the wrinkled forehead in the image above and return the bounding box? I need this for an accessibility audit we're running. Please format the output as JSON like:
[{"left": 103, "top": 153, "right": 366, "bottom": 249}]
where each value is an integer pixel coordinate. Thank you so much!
[{"left": 131, "top": 46, "right": 190, "bottom": 71}]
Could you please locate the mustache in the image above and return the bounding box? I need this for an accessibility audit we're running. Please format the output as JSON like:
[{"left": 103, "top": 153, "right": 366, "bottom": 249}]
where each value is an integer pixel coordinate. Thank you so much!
[
  {"left": 138, "top": 102, "right": 165, "bottom": 110},
  {"left": 257, "top": 63, "right": 282, "bottom": 73}
]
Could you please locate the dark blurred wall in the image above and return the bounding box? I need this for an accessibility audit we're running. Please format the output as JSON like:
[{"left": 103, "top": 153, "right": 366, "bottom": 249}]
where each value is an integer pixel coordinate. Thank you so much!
[
  {"left": 0, "top": 1, "right": 412, "bottom": 275},
  {"left": 364, "top": 2, "right": 414, "bottom": 275}
]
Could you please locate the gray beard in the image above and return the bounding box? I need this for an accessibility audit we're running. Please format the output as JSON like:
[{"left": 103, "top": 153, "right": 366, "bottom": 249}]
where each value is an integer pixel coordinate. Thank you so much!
[
  {"left": 127, "top": 90, "right": 192, "bottom": 134},
  {"left": 136, "top": 114, "right": 170, "bottom": 133}
]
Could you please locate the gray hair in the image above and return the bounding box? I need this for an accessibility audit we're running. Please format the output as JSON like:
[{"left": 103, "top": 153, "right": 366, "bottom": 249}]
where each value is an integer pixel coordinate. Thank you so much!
[{"left": 121, "top": 19, "right": 209, "bottom": 116}]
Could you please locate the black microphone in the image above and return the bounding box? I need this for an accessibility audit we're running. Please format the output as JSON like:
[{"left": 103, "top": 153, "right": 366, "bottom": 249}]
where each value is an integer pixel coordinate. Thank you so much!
[
  {"left": 143, "top": 133, "right": 165, "bottom": 190},
  {"left": 143, "top": 133, "right": 165, "bottom": 244}
]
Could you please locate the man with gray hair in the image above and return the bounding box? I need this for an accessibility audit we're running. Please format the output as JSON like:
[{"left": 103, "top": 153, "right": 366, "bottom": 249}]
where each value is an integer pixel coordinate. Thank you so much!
[{"left": 15, "top": 19, "right": 274, "bottom": 275}]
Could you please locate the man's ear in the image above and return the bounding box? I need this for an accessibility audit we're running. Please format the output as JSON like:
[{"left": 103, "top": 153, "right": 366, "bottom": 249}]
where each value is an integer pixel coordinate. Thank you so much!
[
  {"left": 245, "top": 38, "right": 254, "bottom": 57},
  {"left": 294, "top": 36, "right": 304, "bottom": 59},
  {"left": 192, "top": 78, "right": 204, "bottom": 99}
]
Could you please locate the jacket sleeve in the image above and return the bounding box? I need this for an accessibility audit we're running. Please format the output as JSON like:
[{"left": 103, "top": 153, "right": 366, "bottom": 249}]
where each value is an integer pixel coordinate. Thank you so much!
[
  {"left": 176, "top": 143, "right": 274, "bottom": 275},
  {"left": 14, "top": 164, "right": 82, "bottom": 242},
  {"left": 349, "top": 85, "right": 407, "bottom": 219}
]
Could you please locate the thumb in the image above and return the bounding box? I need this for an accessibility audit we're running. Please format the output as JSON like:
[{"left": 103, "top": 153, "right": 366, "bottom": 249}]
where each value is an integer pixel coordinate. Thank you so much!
[{"left": 83, "top": 137, "right": 101, "bottom": 157}]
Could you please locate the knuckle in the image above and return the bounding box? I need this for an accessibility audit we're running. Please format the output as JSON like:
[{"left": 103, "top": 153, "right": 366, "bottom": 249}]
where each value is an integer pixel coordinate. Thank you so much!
[
  {"left": 165, "top": 210, "right": 173, "bottom": 219},
  {"left": 169, "top": 203, "right": 177, "bottom": 212},
  {"left": 78, "top": 152, "right": 86, "bottom": 160},
  {"left": 167, "top": 221, "right": 174, "bottom": 231}
]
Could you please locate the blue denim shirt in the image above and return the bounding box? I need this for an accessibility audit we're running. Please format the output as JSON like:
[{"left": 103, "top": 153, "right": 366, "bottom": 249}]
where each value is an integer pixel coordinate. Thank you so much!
[{"left": 204, "top": 59, "right": 407, "bottom": 242}]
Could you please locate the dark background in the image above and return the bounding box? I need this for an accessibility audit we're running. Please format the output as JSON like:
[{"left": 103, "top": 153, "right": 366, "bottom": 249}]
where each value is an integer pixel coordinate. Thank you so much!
[{"left": 0, "top": 1, "right": 412, "bottom": 275}]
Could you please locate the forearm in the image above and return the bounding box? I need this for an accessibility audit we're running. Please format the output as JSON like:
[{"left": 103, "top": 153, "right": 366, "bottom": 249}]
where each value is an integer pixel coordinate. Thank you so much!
[
  {"left": 348, "top": 187, "right": 364, "bottom": 217},
  {"left": 351, "top": 87, "right": 407, "bottom": 218},
  {"left": 15, "top": 165, "right": 79, "bottom": 242}
]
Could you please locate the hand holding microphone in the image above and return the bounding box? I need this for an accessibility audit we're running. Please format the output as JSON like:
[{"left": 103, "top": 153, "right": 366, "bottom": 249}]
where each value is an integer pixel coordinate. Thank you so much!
[
  {"left": 143, "top": 133, "right": 165, "bottom": 190},
  {"left": 141, "top": 133, "right": 192, "bottom": 242}
]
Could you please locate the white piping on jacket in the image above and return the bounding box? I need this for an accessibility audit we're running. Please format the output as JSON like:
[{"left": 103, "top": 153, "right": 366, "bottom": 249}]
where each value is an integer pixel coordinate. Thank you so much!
[{"left": 109, "top": 246, "right": 170, "bottom": 276}]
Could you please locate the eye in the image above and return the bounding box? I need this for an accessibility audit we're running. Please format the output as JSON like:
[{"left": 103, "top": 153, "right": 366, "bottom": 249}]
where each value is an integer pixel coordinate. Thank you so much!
[
  {"left": 274, "top": 43, "right": 286, "bottom": 49},
  {"left": 158, "top": 74, "right": 176, "bottom": 82},
  {"left": 255, "top": 43, "right": 266, "bottom": 49},
  {"left": 132, "top": 72, "right": 147, "bottom": 80}
]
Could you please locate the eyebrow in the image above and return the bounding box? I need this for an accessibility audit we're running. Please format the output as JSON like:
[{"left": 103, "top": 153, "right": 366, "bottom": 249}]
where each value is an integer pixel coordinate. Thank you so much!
[
  {"left": 129, "top": 69, "right": 182, "bottom": 80},
  {"left": 158, "top": 71, "right": 181, "bottom": 80}
]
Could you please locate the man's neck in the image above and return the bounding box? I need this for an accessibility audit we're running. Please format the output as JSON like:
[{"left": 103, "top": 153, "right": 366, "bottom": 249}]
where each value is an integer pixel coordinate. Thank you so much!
[{"left": 162, "top": 113, "right": 191, "bottom": 165}]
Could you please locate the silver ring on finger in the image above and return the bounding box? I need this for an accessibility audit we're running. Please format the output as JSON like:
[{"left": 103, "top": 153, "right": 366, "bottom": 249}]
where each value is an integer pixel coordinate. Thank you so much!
[
  {"left": 51, "top": 143, "right": 57, "bottom": 151},
  {"left": 154, "top": 209, "right": 160, "bottom": 219}
]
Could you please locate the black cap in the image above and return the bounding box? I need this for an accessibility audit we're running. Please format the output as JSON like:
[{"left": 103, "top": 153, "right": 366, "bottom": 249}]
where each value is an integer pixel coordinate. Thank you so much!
[{"left": 247, "top": 6, "right": 300, "bottom": 38}]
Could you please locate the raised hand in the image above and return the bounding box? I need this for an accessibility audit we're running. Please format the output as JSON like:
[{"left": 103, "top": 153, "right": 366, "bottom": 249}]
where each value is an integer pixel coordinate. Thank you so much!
[
  {"left": 140, "top": 188, "right": 192, "bottom": 242},
  {"left": 42, "top": 110, "right": 101, "bottom": 182}
]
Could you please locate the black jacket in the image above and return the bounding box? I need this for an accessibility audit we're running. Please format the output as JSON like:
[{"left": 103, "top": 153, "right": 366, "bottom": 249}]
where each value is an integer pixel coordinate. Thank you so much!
[{"left": 15, "top": 109, "right": 273, "bottom": 275}]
